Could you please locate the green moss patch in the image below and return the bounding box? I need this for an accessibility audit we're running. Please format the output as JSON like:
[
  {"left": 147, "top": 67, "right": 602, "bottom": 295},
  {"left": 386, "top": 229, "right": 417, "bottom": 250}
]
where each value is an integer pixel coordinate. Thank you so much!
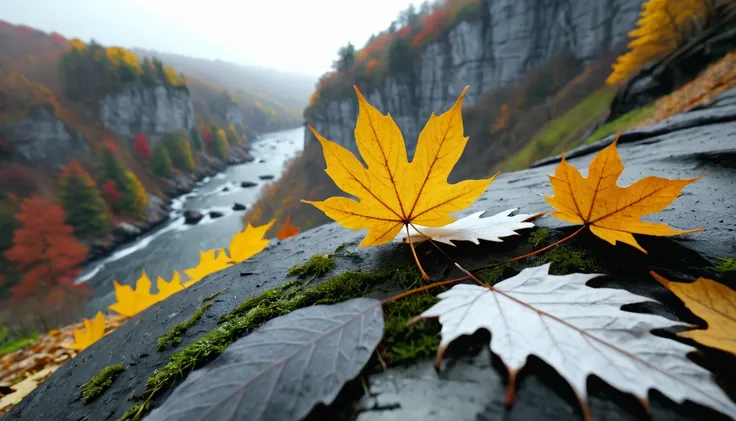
[
  {"left": 540, "top": 246, "right": 598, "bottom": 275},
  {"left": 381, "top": 293, "right": 440, "bottom": 365},
  {"left": 287, "top": 254, "right": 336, "bottom": 278},
  {"left": 714, "top": 257, "right": 736, "bottom": 275},
  {"left": 584, "top": 104, "right": 655, "bottom": 145},
  {"left": 157, "top": 303, "right": 213, "bottom": 351},
  {"left": 122, "top": 265, "right": 426, "bottom": 421},
  {"left": 80, "top": 364, "right": 124, "bottom": 404}
]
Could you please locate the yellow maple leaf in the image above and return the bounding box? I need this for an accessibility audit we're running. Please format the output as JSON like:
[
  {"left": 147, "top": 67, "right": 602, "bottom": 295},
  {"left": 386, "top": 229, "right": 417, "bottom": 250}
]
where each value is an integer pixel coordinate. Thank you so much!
[
  {"left": 62, "top": 311, "right": 106, "bottom": 351},
  {"left": 183, "top": 249, "right": 231, "bottom": 287},
  {"left": 154, "top": 271, "right": 185, "bottom": 300},
  {"left": 543, "top": 133, "right": 703, "bottom": 253},
  {"left": 302, "top": 86, "right": 496, "bottom": 276},
  {"left": 651, "top": 271, "right": 736, "bottom": 356},
  {"left": 227, "top": 219, "right": 275, "bottom": 263},
  {"left": 108, "top": 270, "right": 159, "bottom": 318}
]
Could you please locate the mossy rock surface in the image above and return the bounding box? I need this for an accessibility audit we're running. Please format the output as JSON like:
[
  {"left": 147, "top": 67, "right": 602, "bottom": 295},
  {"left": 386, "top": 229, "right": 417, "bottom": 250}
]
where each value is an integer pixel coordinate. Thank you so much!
[{"left": 6, "top": 101, "right": 736, "bottom": 421}]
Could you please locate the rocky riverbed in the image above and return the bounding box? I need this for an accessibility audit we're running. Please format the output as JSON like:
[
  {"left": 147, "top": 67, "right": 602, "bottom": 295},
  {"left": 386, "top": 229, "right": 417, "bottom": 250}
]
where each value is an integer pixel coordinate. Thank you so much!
[{"left": 5, "top": 90, "right": 736, "bottom": 421}]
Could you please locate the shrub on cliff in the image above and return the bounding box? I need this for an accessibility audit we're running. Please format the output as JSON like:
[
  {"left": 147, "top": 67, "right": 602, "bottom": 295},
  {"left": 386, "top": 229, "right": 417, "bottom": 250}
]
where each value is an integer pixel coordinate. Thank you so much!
[
  {"left": 225, "top": 124, "right": 243, "bottom": 145},
  {"left": 161, "top": 130, "right": 195, "bottom": 172},
  {"left": 59, "top": 160, "right": 110, "bottom": 237},
  {"left": 120, "top": 170, "right": 148, "bottom": 220},
  {"left": 213, "top": 128, "right": 230, "bottom": 160},
  {"left": 189, "top": 128, "right": 203, "bottom": 151},
  {"left": 150, "top": 144, "right": 173, "bottom": 178},
  {"left": 97, "top": 144, "right": 148, "bottom": 219},
  {"left": 133, "top": 133, "right": 152, "bottom": 161}
]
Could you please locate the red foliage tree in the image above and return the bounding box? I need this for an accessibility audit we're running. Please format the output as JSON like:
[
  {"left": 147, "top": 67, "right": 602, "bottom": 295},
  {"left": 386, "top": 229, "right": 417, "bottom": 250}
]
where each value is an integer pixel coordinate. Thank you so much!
[
  {"left": 133, "top": 133, "right": 152, "bottom": 160},
  {"left": 102, "top": 179, "right": 122, "bottom": 203},
  {"left": 3, "top": 196, "right": 90, "bottom": 300},
  {"left": 202, "top": 127, "right": 213, "bottom": 143}
]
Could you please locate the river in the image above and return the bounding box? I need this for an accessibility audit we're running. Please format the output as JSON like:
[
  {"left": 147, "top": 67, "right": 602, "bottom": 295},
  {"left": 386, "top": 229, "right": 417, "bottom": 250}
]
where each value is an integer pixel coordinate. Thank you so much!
[{"left": 78, "top": 127, "right": 304, "bottom": 314}]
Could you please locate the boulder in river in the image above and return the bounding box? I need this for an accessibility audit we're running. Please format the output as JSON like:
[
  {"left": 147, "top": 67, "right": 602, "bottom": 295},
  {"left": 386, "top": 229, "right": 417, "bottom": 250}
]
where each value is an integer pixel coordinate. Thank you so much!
[
  {"left": 209, "top": 211, "right": 224, "bottom": 219},
  {"left": 183, "top": 210, "right": 203, "bottom": 225},
  {"left": 258, "top": 159, "right": 266, "bottom": 163},
  {"left": 8, "top": 92, "right": 736, "bottom": 421},
  {"left": 258, "top": 175, "right": 275, "bottom": 180},
  {"left": 232, "top": 203, "right": 246, "bottom": 211},
  {"left": 221, "top": 186, "right": 230, "bottom": 192},
  {"left": 112, "top": 222, "right": 141, "bottom": 242},
  {"left": 241, "top": 181, "right": 258, "bottom": 188}
]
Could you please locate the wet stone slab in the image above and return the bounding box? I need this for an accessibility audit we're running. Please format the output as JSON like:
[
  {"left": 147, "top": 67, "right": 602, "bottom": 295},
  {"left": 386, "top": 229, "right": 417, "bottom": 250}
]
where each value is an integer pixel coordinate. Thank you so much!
[{"left": 5, "top": 109, "right": 736, "bottom": 421}]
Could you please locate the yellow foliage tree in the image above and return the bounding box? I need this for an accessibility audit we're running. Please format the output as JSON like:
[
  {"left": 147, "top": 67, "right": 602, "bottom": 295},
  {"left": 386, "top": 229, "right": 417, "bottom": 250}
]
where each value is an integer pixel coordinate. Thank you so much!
[
  {"left": 607, "top": 0, "right": 710, "bottom": 85},
  {"left": 491, "top": 104, "right": 512, "bottom": 133}
]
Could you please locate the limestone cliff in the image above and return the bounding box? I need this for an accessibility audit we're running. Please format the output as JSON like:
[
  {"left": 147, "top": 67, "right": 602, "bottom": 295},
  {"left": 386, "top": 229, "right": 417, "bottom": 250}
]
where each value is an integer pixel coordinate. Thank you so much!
[
  {"left": 304, "top": 0, "right": 646, "bottom": 152},
  {"left": 0, "top": 106, "right": 89, "bottom": 171},
  {"left": 99, "top": 83, "right": 195, "bottom": 146}
]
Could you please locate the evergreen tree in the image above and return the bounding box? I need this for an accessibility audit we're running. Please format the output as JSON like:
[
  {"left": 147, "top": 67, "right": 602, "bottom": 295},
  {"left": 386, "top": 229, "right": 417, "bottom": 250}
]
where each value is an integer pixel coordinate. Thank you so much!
[
  {"left": 59, "top": 160, "right": 110, "bottom": 237},
  {"left": 162, "top": 130, "right": 195, "bottom": 172},
  {"left": 213, "top": 128, "right": 230, "bottom": 160},
  {"left": 189, "top": 127, "right": 203, "bottom": 151},
  {"left": 97, "top": 144, "right": 148, "bottom": 218},
  {"left": 150, "top": 144, "right": 173, "bottom": 177},
  {"left": 120, "top": 170, "right": 148, "bottom": 220}
]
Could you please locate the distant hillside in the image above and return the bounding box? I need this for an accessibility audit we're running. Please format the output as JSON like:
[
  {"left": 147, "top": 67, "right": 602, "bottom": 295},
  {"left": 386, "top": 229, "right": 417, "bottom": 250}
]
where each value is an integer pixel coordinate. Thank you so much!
[{"left": 132, "top": 49, "right": 317, "bottom": 111}]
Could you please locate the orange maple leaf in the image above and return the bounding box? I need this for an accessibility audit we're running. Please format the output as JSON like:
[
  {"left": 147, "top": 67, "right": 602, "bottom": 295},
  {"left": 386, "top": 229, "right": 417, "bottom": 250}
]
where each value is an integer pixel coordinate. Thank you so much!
[
  {"left": 544, "top": 133, "right": 703, "bottom": 253},
  {"left": 276, "top": 216, "right": 300, "bottom": 240}
]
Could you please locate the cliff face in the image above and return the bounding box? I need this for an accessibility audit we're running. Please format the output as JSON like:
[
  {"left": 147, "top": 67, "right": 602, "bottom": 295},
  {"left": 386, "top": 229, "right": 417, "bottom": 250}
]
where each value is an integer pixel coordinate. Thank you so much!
[
  {"left": 99, "top": 83, "right": 195, "bottom": 145},
  {"left": 1, "top": 106, "right": 89, "bottom": 171},
  {"left": 304, "top": 0, "right": 645, "bottom": 152}
]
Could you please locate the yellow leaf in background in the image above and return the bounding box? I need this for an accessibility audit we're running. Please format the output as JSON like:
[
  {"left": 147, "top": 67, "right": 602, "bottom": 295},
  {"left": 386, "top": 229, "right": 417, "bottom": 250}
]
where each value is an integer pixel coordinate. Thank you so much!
[
  {"left": 154, "top": 271, "right": 185, "bottom": 300},
  {"left": 227, "top": 219, "right": 275, "bottom": 263},
  {"left": 544, "top": 133, "right": 703, "bottom": 253},
  {"left": 303, "top": 86, "right": 496, "bottom": 247},
  {"left": 108, "top": 270, "right": 158, "bottom": 318},
  {"left": 62, "top": 312, "right": 106, "bottom": 351},
  {"left": 651, "top": 271, "right": 736, "bottom": 356},
  {"left": 183, "top": 249, "right": 231, "bottom": 287}
]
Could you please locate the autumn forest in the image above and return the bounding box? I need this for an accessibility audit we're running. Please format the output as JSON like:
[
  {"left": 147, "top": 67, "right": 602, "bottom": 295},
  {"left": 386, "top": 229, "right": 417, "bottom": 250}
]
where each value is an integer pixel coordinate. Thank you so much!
[{"left": 1, "top": 0, "right": 736, "bottom": 419}]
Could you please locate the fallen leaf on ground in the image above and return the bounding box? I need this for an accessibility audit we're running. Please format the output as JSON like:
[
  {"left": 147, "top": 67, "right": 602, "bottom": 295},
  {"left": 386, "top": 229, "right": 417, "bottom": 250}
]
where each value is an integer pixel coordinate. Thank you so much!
[
  {"left": 0, "top": 313, "right": 125, "bottom": 415},
  {"left": 414, "top": 264, "right": 736, "bottom": 420},
  {"left": 393, "top": 209, "right": 542, "bottom": 245},
  {"left": 276, "top": 216, "right": 300, "bottom": 240},
  {"left": 145, "top": 298, "right": 384, "bottom": 421},
  {"left": 227, "top": 219, "right": 274, "bottom": 262},
  {"left": 303, "top": 86, "right": 496, "bottom": 248},
  {"left": 62, "top": 311, "right": 106, "bottom": 351},
  {"left": 155, "top": 271, "right": 185, "bottom": 300},
  {"left": 182, "top": 249, "right": 231, "bottom": 287},
  {"left": 544, "top": 133, "right": 703, "bottom": 253},
  {"left": 108, "top": 270, "right": 160, "bottom": 317},
  {"left": 651, "top": 271, "right": 736, "bottom": 356}
]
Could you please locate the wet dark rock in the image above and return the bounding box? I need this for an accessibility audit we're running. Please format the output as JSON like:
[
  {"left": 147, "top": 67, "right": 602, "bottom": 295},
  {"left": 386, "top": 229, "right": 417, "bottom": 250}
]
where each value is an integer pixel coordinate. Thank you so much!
[
  {"left": 232, "top": 203, "right": 246, "bottom": 211},
  {"left": 8, "top": 104, "right": 736, "bottom": 421},
  {"left": 259, "top": 174, "right": 275, "bottom": 180},
  {"left": 183, "top": 210, "right": 203, "bottom": 225},
  {"left": 240, "top": 181, "right": 258, "bottom": 188},
  {"left": 258, "top": 159, "right": 266, "bottom": 163},
  {"left": 112, "top": 223, "right": 141, "bottom": 243},
  {"left": 209, "top": 211, "right": 224, "bottom": 219},
  {"left": 221, "top": 186, "right": 230, "bottom": 192}
]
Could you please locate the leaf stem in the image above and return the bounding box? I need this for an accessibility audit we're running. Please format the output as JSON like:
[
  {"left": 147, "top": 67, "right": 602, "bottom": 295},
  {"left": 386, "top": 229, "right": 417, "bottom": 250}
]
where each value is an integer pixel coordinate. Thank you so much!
[
  {"left": 405, "top": 224, "right": 430, "bottom": 281},
  {"left": 472, "top": 225, "right": 587, "bottom": 273},
  {"left": 381, "top": 276, "right": 468, "bottom": 305}
]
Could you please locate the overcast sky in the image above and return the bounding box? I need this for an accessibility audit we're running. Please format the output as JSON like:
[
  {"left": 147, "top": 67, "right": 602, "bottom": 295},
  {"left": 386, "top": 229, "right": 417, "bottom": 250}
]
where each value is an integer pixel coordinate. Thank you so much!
[{"left": 2, "top": 0, "right": 423, "bottom": 76}]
